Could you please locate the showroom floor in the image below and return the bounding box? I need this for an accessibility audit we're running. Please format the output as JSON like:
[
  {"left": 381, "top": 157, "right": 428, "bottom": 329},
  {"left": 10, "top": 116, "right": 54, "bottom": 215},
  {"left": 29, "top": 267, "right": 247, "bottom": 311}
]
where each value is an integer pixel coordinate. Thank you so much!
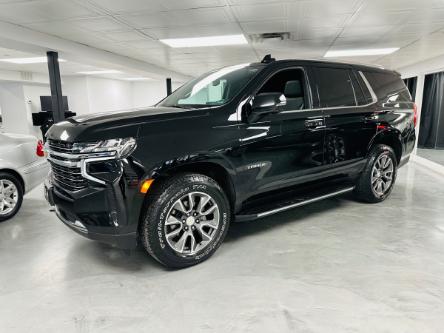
[
  {"left": 417, "top": 148, "right": 444, "bottom": 167},
  {"left": 1, "top": 162, "right": 444, "bottom": 333}
]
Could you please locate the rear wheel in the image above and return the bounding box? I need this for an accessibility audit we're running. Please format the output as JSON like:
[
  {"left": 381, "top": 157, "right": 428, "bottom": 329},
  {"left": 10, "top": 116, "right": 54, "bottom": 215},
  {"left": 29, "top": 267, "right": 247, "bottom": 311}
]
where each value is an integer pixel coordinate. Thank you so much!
[
  {"left": 354, "top": 144, "right": 397, "bottom": 203},
  {"left": 0, "top": 172, "right": 23, "bottom": 222},
  {"left": 141, "top": 173, "right": 231, "bottom": 268}
]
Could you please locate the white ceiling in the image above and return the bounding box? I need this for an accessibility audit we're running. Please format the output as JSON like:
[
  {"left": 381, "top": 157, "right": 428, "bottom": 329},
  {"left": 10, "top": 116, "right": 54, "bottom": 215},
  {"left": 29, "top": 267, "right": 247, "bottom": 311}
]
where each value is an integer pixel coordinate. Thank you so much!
[{"left": 0, "top": 0, "right": 444, "bottom": 77}]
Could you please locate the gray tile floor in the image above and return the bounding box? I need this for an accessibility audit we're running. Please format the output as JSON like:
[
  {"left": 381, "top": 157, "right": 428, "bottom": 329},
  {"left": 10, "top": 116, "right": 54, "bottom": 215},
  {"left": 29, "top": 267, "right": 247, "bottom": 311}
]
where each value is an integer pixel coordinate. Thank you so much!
[
  {"left": 417, "top": 148, "right": 444, "bottom": 167},
  {"left": 1, "top": 162, "right": 444, "bottom": 333}
]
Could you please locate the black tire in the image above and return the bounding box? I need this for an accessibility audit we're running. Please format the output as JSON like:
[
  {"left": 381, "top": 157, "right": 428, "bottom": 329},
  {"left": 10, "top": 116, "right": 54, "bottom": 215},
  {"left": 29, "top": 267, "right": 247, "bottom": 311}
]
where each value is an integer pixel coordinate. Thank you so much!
[
  {"left": 0, "top": 172, "right": 24, "bottom": 222},
  {"left": 354, "top": 144, "right": 398, "bottom": 203},
  {"left": 140, "top": 173, "right": 231, "bottom": 268}
]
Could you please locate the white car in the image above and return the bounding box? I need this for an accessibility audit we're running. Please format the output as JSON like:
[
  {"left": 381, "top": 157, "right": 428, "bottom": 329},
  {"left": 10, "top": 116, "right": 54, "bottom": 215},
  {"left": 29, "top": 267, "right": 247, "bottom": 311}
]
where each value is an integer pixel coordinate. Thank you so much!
[{"left": 0, "top": 132, "right": 49, "bottom": 221}]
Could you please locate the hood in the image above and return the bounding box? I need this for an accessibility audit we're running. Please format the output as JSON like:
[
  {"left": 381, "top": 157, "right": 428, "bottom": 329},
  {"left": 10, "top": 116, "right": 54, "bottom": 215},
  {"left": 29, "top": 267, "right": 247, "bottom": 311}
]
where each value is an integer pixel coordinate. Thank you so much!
[{"left": 46, "top": 106, "right": 208, "bottom": 142}]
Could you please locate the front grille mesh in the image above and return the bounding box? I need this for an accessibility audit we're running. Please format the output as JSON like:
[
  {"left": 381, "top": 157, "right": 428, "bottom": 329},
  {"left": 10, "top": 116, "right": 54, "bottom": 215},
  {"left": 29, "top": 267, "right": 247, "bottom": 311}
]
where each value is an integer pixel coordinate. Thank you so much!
[{"left": 48, "top": 139, "right": 88, "bottom": 191}]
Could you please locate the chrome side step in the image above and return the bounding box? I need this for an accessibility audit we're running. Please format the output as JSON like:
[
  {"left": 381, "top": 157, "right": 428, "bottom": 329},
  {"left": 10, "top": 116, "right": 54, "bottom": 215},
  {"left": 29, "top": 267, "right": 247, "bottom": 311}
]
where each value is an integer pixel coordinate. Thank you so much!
[{"left": 236, "top": 186, "right": 355, "bottom": 221}]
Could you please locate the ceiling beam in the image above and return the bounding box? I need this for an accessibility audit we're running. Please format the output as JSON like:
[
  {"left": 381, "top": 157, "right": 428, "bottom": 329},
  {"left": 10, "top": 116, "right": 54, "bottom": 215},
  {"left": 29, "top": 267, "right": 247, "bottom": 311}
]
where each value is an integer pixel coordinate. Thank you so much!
[{"left": 0, "top": 20, "right": 191, "bottom": 82}]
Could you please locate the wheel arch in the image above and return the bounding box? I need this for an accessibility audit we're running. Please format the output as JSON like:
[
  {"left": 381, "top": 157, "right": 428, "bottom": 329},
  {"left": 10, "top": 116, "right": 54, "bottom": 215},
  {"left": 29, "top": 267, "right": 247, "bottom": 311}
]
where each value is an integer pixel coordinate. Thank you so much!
[
  {"left": 0, "top": 168, "right": 25, "bottom": 192},
  {"left": 367, "top": 129, "right": 403, "bottom": 165},
  {"left": 155, "top": 161, "right": 237, "bottom": 211}
]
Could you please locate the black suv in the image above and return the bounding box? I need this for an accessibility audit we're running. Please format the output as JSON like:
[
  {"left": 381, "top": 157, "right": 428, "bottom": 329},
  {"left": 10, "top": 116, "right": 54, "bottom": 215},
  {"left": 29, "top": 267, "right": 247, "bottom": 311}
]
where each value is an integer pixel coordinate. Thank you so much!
[{"left": 44, "top": 58, "right": 416, "bottom": 268}]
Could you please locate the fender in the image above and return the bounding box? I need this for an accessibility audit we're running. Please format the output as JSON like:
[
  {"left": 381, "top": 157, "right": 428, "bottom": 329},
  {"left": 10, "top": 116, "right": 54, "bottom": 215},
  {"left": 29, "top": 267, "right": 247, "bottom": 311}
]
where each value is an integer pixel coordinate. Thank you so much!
[{"left": 366, "top": 127, "right": 403, "bottom": 163}]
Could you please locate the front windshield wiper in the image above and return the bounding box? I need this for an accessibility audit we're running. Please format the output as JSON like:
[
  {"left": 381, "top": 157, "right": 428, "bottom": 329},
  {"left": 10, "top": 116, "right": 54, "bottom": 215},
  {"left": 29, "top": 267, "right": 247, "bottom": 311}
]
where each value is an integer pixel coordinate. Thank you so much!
[{"left": 167, "top": 105, "right": 194, "bottom": 109}]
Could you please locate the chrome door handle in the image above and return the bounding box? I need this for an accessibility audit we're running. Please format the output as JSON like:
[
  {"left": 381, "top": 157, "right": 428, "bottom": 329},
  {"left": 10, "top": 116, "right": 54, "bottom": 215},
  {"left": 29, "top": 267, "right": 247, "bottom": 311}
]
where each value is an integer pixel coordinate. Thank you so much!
[{"left": 305, "top": 119, "right": 324, "bottom": 128}]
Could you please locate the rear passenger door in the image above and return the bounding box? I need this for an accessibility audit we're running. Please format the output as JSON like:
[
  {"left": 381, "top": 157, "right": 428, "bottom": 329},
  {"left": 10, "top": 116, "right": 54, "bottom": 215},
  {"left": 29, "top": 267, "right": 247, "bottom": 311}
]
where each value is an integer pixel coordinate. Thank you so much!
[{"left": 313, "top": 66, "right": 376, "bottom": 171}]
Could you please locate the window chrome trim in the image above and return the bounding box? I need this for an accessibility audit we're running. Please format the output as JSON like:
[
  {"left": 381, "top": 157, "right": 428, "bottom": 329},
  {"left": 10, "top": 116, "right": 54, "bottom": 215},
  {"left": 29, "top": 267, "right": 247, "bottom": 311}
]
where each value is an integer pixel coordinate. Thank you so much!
[
  {"left": 358, "top": 71, "right": 378, "bottom": 103},
  {"left": 242, "top": 66, "right": 314, "bottom": 114},
  {"left": 280, "top": 71, "right": 379, "bottom": 114}
]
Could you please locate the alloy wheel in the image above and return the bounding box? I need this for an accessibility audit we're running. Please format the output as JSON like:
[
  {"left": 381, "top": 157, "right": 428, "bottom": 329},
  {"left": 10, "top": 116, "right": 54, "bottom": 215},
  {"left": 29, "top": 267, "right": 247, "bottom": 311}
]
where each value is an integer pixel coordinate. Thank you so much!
[
  {"left": 164, "top": 192, "right": 220, "bottom": 256},
  {"left": 371, "top": 154, "right": 394, "bottom": 197},
  {"left": 0, "top": 179, "right": 18, "bottom": 216}
]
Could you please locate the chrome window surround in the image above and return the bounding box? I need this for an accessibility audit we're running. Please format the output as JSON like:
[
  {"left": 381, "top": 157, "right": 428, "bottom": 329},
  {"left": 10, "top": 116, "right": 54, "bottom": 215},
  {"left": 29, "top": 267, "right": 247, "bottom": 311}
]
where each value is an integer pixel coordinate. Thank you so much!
[
  {"left": 281, "top": 70, "right": 378, "bottom": 113},
  {"left": 46, "top": 148, "right": 116, "bottom": 186}
]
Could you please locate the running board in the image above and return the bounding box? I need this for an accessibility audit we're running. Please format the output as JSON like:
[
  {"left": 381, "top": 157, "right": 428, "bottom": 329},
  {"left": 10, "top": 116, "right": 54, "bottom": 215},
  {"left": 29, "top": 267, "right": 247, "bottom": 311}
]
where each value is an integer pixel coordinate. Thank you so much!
[{"left": 235, "top": 186, "right": 355, "bottom": 222}]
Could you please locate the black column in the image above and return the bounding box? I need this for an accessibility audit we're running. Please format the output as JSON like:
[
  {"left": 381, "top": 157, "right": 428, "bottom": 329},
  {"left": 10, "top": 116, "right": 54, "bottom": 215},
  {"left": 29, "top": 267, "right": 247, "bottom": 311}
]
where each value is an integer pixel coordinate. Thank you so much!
[
  {"left": 47, "top": 51, "right": 64, "bottom": 123},
  {"left": 166, "top": 78, "right": 172, "bottom": 96}
]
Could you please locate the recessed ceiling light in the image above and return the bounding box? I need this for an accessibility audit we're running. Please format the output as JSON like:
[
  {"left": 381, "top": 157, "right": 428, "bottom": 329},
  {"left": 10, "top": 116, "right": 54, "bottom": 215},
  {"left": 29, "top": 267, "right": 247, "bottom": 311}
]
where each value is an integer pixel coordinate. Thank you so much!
[
  {"left": 123, "top": 77, "right": 152, "bottom": 81},
  {"left": 0, "top": 57, "right": 66, "bottom": 64},
  {"left": 324, "top": 48, "right": 399, "bottom": 57},
  {"left": 159, "top": 34, "right": 248, "bottom": 48},
  {"left": 77, "top": 70, "right": 122, "bottom": 75}
]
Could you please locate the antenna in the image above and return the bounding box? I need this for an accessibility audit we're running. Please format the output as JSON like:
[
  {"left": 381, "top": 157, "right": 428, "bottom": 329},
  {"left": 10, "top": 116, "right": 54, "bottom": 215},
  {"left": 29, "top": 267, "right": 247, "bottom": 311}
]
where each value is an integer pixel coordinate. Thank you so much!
[{"left": 261, "top": 54, "right": 276, "bottom": 64}]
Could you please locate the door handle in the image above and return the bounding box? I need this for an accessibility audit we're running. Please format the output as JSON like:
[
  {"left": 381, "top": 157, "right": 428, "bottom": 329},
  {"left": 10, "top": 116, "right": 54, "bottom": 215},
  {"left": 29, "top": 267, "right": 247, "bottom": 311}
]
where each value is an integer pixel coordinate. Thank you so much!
[{"left": 305, "top": 118, "right": 325, "bottom": 128}]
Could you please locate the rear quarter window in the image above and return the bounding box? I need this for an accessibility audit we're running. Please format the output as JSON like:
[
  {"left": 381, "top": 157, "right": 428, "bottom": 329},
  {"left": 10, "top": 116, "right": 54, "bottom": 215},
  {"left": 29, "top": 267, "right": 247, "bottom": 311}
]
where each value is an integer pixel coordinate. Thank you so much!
[{"left": 364, "top": 71, "right": 411, "bottom": 102}]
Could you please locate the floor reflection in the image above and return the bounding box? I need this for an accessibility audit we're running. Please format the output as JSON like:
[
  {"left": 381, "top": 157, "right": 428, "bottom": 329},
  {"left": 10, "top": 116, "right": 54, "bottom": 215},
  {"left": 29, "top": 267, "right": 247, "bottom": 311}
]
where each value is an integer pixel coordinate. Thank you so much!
[{"left": 417, "top": 148, "right": 444, "bottom": 166}]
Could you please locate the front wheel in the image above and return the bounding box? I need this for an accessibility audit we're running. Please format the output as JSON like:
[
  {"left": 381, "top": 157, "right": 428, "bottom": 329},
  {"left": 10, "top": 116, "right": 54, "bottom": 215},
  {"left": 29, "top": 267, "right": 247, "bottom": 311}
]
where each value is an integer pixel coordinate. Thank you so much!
[
  {"left": 0, "top": 172, "right": 24, "bottom": 222},
  {"left": 354, "top": 144, "right": 398, "bottom": 203},
  {"left": 140, "top": 173, "right": 231, "bottom": 268}
]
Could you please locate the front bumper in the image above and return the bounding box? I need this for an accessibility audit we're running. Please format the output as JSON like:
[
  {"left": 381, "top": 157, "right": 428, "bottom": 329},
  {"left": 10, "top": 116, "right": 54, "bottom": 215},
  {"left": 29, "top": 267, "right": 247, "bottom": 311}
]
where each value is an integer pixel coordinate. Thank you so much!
[{"left": 44, "top": 170, "right": 143, "bottom": 249}]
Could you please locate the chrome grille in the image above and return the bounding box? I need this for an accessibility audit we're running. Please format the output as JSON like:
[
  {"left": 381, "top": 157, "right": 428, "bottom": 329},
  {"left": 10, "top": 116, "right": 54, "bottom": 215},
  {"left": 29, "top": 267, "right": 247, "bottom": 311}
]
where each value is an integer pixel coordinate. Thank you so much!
[
  {"left": 48, "top": 140, "right": 74, "bottom": 153},
  {"left": 47, "top": 139, "right": 87, "bottom": 192}
]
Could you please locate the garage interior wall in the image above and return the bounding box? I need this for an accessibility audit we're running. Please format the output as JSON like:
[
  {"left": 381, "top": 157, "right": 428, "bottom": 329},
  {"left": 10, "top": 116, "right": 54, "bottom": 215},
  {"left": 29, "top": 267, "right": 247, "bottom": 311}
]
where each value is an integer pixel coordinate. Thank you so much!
[{"left": 0, "top": 75, "right": 175, "bottom": 137}]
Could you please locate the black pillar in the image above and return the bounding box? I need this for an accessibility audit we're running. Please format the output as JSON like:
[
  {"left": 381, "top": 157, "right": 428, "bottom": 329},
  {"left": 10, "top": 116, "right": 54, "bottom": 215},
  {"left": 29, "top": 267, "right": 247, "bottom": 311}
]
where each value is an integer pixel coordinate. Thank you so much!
[
  {"left": 166, "top": 78, "right": 172, "bottom": 96},
  {"left": 47, "top": 51, "right": 64, "bottom": 123}
]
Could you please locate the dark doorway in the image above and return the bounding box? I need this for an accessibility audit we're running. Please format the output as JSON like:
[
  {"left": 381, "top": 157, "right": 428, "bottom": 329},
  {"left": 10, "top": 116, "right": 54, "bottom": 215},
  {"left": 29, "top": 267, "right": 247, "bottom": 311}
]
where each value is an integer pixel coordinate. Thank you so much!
[{"left": 418, "top": 72, "right": 444, "bottom": 149}]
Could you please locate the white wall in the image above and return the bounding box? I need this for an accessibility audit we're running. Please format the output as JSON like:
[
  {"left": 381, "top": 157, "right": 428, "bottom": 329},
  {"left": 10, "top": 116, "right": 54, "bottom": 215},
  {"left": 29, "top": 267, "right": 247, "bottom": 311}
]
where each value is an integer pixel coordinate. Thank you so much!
[
  {"left": 85, "top": 77, "right": 133, "bottom": 113},
  {"left": 132, "top": 80, "right": 168, "bottom": 108},
  {"left": 0, "top": 82, "right": 49, "bottom": 138},
  {"left": 63, "top": 76, "right": 173, "bottom": 114},
  {"left": 0, "top": 74, "right": 184, "bottom": 137},
  {"left": 62, "top": 76, "right": 90, "bottom": 115}
]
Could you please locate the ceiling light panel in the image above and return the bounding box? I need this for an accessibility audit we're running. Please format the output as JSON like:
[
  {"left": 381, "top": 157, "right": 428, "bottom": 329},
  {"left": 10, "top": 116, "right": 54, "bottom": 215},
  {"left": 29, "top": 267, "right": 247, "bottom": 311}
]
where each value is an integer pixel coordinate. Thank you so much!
[
  {"left": 77, "top": 70, "right": 122, "bottom": 74},
  {"left": 159, "top": 34, "right": 248, "bottom": 48},
  {"left": 0, "top": 57, "right": 66, "bottom": 64},
  {"left": 324, "top": 48, "right": 400, "bottom": 57}
]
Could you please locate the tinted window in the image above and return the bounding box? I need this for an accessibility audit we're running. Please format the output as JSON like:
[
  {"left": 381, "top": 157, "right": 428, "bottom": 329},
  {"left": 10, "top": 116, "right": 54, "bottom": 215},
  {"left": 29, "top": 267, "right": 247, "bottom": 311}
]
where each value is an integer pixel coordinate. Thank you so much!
[
  {"left": 364, "top": 71, "right": 410, "bottom": 102},
  {"left": 316, "top": 67, "right": 356, "bottom": 107},
  {"left": 258, "top": 68, "right": 308, "bottom": 111}
]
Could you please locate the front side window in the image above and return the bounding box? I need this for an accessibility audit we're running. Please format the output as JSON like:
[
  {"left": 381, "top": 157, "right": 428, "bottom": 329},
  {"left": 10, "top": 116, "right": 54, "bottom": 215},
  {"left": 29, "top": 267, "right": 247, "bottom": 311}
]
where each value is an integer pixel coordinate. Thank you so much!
[
  {"left": 257, "top": 68, "right": 308, "bottom": 111},
  {"left": 159, "top": 64, "right": 263, "bottom": 108},
  {"left": 316, "top": 67, "right": 356, "bottom": 108}
]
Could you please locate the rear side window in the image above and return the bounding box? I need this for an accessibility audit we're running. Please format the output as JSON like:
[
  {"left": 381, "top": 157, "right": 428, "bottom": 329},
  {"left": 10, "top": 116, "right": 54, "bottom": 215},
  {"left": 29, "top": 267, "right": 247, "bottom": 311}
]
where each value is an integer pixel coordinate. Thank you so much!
[
  {"left": 315, "top": 67, "right": 356, "bottom": 107},
  {"left": 363, "top": 71, "right": 411, "bottom": 102}
]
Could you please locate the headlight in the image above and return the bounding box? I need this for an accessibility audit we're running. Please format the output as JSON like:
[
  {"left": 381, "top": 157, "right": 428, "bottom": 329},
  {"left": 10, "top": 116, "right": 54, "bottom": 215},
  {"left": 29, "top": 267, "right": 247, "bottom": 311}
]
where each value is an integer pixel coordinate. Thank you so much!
[{"left": 73, "top": 137, "right": 137, "bottom": 158}]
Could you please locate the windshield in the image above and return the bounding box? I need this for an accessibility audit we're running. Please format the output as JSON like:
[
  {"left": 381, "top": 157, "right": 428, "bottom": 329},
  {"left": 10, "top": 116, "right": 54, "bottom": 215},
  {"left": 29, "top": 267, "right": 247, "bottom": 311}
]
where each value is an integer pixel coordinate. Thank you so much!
[{"left": 158, "top": 63, "right": 263, "bottom": 108}]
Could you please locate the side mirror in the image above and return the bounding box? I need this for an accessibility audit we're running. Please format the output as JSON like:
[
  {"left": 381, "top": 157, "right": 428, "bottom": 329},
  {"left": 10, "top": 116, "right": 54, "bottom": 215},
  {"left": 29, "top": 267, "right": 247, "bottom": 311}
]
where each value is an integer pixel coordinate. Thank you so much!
[{"left": 251, "top": 92, "right": 283, "bottom": 115}]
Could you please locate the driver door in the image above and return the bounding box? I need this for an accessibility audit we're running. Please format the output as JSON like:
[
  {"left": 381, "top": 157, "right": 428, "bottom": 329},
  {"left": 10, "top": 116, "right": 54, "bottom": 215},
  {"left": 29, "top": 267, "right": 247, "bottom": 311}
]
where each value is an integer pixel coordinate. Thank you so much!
[{"left": 237, "top": 66, "right": 325, "bottom": 201}]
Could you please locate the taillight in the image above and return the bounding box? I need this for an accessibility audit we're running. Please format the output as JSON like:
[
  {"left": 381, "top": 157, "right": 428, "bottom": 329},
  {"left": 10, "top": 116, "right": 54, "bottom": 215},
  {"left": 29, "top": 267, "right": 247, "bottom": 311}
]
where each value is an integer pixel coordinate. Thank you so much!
[
  {"left": 413, "top": 103, "right": 418, "bottom": 127},
  {"left": 36, "top": 140, "right": 45, "bottom": 157}
]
